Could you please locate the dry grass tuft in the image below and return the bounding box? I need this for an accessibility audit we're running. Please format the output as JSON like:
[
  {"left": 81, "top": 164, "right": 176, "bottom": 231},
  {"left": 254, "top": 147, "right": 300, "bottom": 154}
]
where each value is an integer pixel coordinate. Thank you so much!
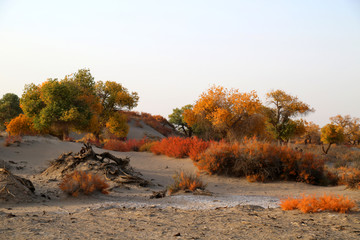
[
  {"left": 59, "top": 171, "right": 110, "bottom": 197},
  {"left": 168, "top": 171, "right": 206, "bottom": 195}
]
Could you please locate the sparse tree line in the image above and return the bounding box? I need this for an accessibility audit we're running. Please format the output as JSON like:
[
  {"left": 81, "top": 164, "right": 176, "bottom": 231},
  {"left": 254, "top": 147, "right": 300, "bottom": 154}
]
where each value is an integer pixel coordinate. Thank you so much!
[
  {"left": 1, "top": 69, "right": 359, "bottom": 155},
  {"left": 168, "top": 86, "right": 360, "bottom": 154}
]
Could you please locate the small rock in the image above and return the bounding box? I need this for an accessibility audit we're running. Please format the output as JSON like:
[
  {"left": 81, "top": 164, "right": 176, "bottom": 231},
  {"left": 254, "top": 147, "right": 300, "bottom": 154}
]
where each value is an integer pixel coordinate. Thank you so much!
[
  {"left": 174, "top": 233, "right": 181, "bottom": 236},
  {"left": 7, "top": 213, "right": 16, "bottom": 218}
]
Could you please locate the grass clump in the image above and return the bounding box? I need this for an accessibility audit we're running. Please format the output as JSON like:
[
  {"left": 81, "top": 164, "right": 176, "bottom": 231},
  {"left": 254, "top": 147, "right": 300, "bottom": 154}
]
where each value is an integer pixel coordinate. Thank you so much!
[
  {"left": 59, "top": 171, "right": 110, "bottom": 197},
  {"left": 168, "top": 171, "right": 206, "bottom": 195}
]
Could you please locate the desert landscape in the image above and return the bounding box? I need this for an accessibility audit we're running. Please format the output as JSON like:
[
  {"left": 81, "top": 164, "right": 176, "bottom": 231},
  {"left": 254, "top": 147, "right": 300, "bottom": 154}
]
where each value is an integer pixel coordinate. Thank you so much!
[
  {"left": 1, "top": 1, "right": 360, "bottom": 239},
  {"left": 1, "top": 132, "right": 360, "bottom": 239}
]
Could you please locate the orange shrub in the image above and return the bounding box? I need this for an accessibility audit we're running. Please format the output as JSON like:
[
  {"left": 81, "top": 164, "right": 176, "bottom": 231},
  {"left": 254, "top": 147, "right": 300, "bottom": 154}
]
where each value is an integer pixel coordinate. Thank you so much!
[
  {"left": 59, "top": 171, "right": 109, "bottom": 197},
  {"left": 150, "top": 136, "right": 211, "bottom": 159},
  {"left": 77, "top": 133, "right": 103, "bottom": 147},
  {"left": 336, "top": 167, "right": 360, "bottom": 189},
  {"left": 103, "top": 138, "right": 147, "bottom": 152},
  {"left": 280, "top": 194, "right": 356, "bottom": 213},
  {"left": 168, "top": 171, "right": 206, "bottom": 195},
  {"left": 195, "top": 138, "right": 329, "bottom": 185},
  {"left": 6, "top": 114, "right": 36, "bottom": 136},
  {"left": 188, "top": 137, "right": 212, "bottom": 162}
]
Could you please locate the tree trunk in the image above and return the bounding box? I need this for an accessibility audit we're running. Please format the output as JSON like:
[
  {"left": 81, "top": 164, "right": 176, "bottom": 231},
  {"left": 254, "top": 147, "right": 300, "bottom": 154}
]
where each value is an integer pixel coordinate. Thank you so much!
[{"left": 321, "top": 143, "right": 332, "bottom": 154}]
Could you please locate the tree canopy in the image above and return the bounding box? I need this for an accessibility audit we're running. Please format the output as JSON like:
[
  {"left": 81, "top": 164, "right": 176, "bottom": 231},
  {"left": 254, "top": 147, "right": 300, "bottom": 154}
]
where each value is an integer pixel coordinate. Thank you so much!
[
  {"left": 184, "top": 85, "right": 263, "bottom": 140},
  {"left": 265, "top": 89, "right": 314, "bottom": 143},
  {"left": 330, "top": 115, "right": 360, "bottom": 145},
  {"left": 19, "top": 69, "right": 138, "bottom": 140},
  {"left": 321, "top": 123, "right": 345, "bottom": 154},
  {"left": 168, "top": 104, "right": 193, "bottom": 137}
]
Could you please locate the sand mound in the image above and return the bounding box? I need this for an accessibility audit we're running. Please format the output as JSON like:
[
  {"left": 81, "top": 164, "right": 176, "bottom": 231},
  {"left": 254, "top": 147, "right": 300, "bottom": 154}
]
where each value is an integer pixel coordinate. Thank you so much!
[
  {"left": 0, "top": 168, "right": 35, "bottom": 203},
  {"left": 41, "top": 144, "right": 149, "bottom": 187}
]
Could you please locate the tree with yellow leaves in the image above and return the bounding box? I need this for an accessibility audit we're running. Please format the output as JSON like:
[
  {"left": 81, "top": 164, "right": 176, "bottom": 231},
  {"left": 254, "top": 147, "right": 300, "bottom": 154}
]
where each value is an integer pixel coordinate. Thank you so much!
[
  {"left": 265, "top": 90, "right": 314, "bottom": 144},
  {"left": 321, "top": 123, "right": 344, "bottom": 154},
  {"left": 330, "top": 115, "right": 360, "bottom": 145}
]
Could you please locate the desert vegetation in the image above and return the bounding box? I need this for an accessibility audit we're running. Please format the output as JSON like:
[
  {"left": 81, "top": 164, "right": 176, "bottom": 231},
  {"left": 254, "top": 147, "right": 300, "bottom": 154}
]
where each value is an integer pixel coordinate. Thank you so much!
[
  {"left": 59, "top": 170, "right": 110, "bottom": 197},
  {"left": 280, "top": 194, "right": 356, "bottom": 213},
  {"left": 168, "top": 171, "right": 207, "bottom": 195},
  {"left": 1, "top": 76, "right": 360, "bottom": 193}
]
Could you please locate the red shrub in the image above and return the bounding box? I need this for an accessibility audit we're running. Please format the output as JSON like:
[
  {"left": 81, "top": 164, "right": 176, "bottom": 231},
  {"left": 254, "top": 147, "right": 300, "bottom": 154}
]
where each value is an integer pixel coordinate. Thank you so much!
[
  {"left": 188, "top": 137, "right": 211, "bottom": 162},
  {"left": 150, "top": 136, "right": 211, "bottom": 159}
]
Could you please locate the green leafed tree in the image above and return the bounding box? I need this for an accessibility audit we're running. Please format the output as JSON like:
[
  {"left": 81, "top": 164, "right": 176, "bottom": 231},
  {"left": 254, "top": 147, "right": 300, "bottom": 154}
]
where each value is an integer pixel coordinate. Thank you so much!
[
  {"left": 96, "top": 81, "right": 139, "bottom": 116},
  {"left": 0, "top": 93, "right": 23, "bottom": 130},
  {"left": 265, "top": 90, "right": 314, "bottom": 144},
  {"left": 21, "top": 78, "right": 93, "bottom": 140},
  {"left": 168, "top": 104, "right": 193, "bottom": 137},
  {"left": 20, "top": 69, "right": 139, "bottom": 140}
]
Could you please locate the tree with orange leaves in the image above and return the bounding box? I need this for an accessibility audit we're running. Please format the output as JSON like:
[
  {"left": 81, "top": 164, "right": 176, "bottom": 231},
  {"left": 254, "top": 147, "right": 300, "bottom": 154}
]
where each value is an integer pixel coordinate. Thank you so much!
[
  {"left": 265, "top": 90, "right": 314, "bottom": 144},
  {"left": 184, "top": 85, "right": 263, "bottom": 140}
]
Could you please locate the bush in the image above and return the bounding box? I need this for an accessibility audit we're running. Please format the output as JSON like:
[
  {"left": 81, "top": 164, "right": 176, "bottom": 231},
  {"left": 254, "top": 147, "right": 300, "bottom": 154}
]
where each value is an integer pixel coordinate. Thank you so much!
[
  {"left": 103, "top": 138, "right": 147, "bottom": 152},
  {"left": 150, "top": 136, "right": 210, "bottom": 159},
  {"left": 168, "top": 171, "right": 206, "bottom": 195},
  {"left": 139, "top": 141, "right": 156, "bottom": 152},
  {"left": 195, "top": 138, "right": 329, "bottom": 185},
  {"left": 280, "top": 194, "right": 356, "bottom": 213},
  {"left": 6, "top": 114, "right": 36, "bottom": 136},
  {"left": 59, "top": 171, "right": 109, "bottom": 197},
  {"left": 77, "top": 133, "right": 103, "bottom": 147},
  {"left": 336, "top": 167, "right": 360, "bottom": 189}
]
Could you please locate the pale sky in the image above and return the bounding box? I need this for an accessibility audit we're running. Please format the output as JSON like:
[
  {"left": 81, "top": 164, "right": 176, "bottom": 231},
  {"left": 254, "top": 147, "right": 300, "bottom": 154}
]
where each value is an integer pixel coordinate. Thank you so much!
[{"left": 0, "top": 0, "right": 359, "bottom": 126}]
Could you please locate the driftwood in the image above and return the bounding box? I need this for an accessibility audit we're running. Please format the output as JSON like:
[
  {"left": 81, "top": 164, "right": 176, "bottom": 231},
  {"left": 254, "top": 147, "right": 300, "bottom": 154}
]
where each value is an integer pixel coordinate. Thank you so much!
[
  {"left": 0, "top": 168, "right": 35, "bottom": 202},
  {"left": 42, "top": 143, "right": 149, "bottom": 187}
]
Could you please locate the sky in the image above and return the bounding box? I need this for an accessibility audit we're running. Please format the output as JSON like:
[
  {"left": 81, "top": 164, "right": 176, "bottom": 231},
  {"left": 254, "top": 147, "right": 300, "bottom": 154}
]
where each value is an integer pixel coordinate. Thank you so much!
[{"left": 0, "top": 0, "right": 359, "bottom": 126}]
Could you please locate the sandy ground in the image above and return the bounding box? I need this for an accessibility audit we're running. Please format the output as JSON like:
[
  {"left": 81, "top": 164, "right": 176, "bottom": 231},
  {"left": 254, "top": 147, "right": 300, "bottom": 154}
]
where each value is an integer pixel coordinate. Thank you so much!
[{"left": 1, "top": 135, "right": 360, "bottom": 239}]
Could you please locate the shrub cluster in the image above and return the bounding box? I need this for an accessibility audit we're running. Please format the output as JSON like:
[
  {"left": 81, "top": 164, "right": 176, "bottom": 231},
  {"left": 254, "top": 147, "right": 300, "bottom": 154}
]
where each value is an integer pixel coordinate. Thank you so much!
[
  {"left": 77, "top": 133, "right": 103, "bottom": 147},
  {"left": 168, "top": 171, "right": 206, "bottom": 195},
  {"left": 280, "top": 194, "right": 356, "bottom": 213},
  {"left": 336, "top": 167, "right": 360, "bottom": 190},
  {"left": 59, "top": 171, "right": 109, "bottom": 197},
  {"left": 150, "top": 136, "right": 210, "bottom": 159},
  {"left": 103, "top": 138, "right": 147, "bottom": 152},
  {"left": 194, "top": 138, "right": 330, "bottom": 185},
  {"left": 6, "top": 114, "right": 37, "bottom": 136}
]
